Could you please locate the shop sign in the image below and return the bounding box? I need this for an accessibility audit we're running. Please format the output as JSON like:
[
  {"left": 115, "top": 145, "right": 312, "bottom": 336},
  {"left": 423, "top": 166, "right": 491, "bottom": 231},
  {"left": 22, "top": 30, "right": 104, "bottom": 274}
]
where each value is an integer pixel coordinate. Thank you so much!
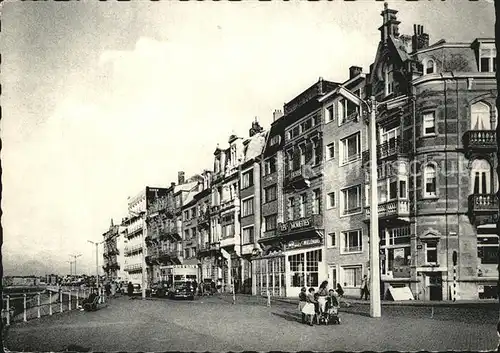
[
  {"left": 286, "top": 237, "right": 321, "bottom": 250},
  {"left": 279, "top": 217, "right": 313, "bottom": 233},
  {"left": 417, "top": 244, "right": 423, "bottom": 250}
]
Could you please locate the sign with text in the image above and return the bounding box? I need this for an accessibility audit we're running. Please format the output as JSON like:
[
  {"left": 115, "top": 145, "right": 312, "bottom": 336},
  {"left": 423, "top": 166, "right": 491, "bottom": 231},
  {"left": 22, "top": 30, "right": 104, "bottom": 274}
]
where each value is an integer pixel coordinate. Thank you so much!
[
  {"left": 285, "top": 237, "right": 322, "bottom": 250},
  {"left": 278, "top": 217, "right": 312, "bottom": 233}
]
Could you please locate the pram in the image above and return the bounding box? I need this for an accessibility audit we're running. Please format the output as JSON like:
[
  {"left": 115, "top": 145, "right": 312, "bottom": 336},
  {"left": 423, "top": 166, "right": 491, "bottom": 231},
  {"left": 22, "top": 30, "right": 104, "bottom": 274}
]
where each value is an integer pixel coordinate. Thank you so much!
[{"left": 318, "top": 296, "right": 341, "bottom": 325}]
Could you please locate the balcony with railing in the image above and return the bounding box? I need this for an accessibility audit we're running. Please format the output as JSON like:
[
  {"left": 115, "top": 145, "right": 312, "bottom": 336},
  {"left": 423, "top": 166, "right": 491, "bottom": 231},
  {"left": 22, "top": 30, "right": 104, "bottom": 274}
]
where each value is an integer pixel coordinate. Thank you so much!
[
  {"left": 284, "top": 164, "right": 317, "bottom": 188},
  {"left": 362, "top": 137, "right": 410, "bottom": 165},
  {"left": 462, "top": 130, "right": 497, "bottom": 153},
  {"left": 124, "top": 244, "right": 143, "bottom": 256},
  {"left": 365, "top": 199, "right": 410, "bottom": 221},
  {"left": 220, "top": 198, "right": 238, "bottom": 212},
  {"left": 469, "top": 194, "right": 498, "bottom": 212},
  {"left": 124, "top": 264, "right": 142, "bottom": 272}
]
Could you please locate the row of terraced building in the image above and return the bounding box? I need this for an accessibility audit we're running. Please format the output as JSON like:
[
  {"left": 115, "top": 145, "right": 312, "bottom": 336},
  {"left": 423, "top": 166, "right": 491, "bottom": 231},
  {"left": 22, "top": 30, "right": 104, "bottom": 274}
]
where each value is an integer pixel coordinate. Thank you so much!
[{"left": 102, "top": 4, "right": 498, "bottom": 300}]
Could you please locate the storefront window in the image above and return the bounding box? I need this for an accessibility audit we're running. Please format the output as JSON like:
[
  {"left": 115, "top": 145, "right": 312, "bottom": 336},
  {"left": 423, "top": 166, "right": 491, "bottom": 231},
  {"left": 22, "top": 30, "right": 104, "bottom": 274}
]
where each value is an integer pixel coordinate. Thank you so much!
[
  {"left": 254, "top": 257, "right": 285, "bottom": 296},
  {"left": 289, "top": 249, "right": 321, "bottom": 288},
  {"left": 342, "top": 266, "right": 362, "bottom": 287}
]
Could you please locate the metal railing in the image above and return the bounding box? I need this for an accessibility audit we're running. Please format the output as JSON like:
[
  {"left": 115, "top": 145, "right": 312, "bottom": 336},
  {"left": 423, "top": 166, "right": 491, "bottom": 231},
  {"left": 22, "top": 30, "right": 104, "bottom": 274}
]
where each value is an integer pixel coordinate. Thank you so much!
[{"left": 1, "top": 286, "right": 108, "bottom": 326}]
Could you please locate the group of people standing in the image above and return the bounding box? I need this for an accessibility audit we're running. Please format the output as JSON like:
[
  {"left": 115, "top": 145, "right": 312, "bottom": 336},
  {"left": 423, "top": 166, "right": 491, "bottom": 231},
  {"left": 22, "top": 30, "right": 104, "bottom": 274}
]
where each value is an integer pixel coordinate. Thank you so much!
[{"left": 298, "top": 281, "right": 348, "bottom": 326}]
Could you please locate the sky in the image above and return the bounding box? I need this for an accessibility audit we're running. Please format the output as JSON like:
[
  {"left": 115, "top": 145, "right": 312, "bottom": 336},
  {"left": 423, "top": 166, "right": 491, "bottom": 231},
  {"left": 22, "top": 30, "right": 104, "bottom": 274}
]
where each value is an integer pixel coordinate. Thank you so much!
[{"left": 1, "top": 0, "right": 495, "bottom": 276}]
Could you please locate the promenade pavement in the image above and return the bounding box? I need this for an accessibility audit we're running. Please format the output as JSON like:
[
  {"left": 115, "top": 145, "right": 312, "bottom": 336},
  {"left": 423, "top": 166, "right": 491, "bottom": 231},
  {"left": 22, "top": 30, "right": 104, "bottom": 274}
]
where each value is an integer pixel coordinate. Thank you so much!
[{"left": 4, "top": 294, "right": 499, "bottom": 352}]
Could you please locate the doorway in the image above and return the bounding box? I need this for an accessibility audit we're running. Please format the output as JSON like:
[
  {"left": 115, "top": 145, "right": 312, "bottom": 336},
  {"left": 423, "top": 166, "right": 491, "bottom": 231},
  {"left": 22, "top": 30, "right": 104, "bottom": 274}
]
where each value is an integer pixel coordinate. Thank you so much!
[
  {"left": 329, "top": 266, "right": 337, "bottom": 290},
  {"left": 428, "top": 273, "right": 443, "bottom": 301}
]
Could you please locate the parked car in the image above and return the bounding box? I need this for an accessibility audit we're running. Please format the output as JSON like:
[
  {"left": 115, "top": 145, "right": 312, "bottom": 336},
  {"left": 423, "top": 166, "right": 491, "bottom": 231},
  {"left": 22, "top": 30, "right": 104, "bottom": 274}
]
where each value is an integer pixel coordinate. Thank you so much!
[
  {"left": 151, "top": 282, "right": 169, "bottom": 298},
  {"left": 168, "top": 281, "right": 195, "bottom": 300},
  {"left": 132, "top": 283, "right": 142, "bottom": 295}
]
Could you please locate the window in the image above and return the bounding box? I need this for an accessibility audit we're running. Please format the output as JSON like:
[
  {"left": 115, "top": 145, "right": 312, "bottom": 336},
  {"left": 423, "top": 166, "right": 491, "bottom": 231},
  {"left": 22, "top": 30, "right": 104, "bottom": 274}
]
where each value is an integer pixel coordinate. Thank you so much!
[
  {"left": 327, "top": 232, "right": 336, "bottom": 248},
  {"left": 286, "top": 150, "right": 294, "bottom": 171},
  {"left": 184, "top": 248, "right": 190, "bottom": 259},
  {"left": 299, "top": 144, "right": 306, "bottom": 166},
  {"left": 389, "top": 180, "right": 398, "bottom": 200},
  {"left": 299, "top": 194, "right": 307, "bottom": 218},
  {"left": 222, "top": 223, "right": 234, "bottom": 238},
  {"left": 471, "top": 102, "right": 491, "bottom": 130},
  {"left": 340, "top": 133, "right": 361, "bottom": 164},
  {"left": 264, "top": 214, "right": 277, "bottom": 231},
  {"left": 184, "top": 210, "right": 189, "bottom": 221},
  {"left": 312, "top": 139, "right": 322, "bottom": 165},
  {"left": 242, "top": 170, "right": 254, "bottom": 189},
  {"left": 341, "top": 185, "right": 362, "bottom": 215},
  {"left": 399, "top": 180, "right": 407, "bottom": 199},
  {"left": 287, "top": 197, "right": 295, "bottom": 220},
  {"left": 327, "top": 142, "right": 335, "bottom": 160},
  {"left": 422, "top": 112, "right": 436, "bottom": 136},
  {"left": 264, "top": 185, "right": 277, "bottom": 203},
  {"left": 424, "top": 59, "right": 435, "bottom": 75},
  {"left": 425, "top": 242, "right": 438, "bottom": 264},
  {"left": 479, "top": 46, "right": 497, "bottom": 73},
  {"left": 384, "top": 62, "right": 394, "bottom": 96},
  {"left": 242, "top": 198, "right": 254, "bottom": 217},
  {"left": 342, "top": 266, "right": 362, "bottom": 287},
  {"left": 312, "top": 189, "right": 321, "bottom": 214},
  {"left": 327, "top": 192, "right": 336, "bottom": 208},
  {"left": 242, "top": 226, "right": 254, "bottom": 244},
  {"left": 264, "top": 156, "right": 277, "bottom": 175},
  {"left": 380, "top": 126, "right": 400, "bottom": 145},
  {"left": 423, "top": 165, "right": 437, "bottom": 197},
  {"left": 471, "top": 159, "right": 492, "bottom": 194},
  {"left": 289, "top": 249, "right": 322, "bottom": 288},
  {"left": 342, "top": 230, "right": 362, "bottom": 253},
  {"left": 338, "top": 99, "right": 358, "bottom": 125},
  {"left": 477, "top": 235, "right": 499, "bottom": 265},
  {"left": 192, "top": 248, "right": 197, "bottom": 258},
  {"left": 184, "top": 229, "right": 189, "bottom": 240},
  {"left": 326, "top": 105, "right": 335, "bottom": 123},
  {"left": 270, "top": 135, "right": 281, "bottom": 146}
]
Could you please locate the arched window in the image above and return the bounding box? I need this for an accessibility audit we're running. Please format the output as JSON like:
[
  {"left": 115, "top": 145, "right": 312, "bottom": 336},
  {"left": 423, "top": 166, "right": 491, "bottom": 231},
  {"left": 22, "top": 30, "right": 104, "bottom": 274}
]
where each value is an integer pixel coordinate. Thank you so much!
[
  {"left": 423, "top": 164, "right": 437, "bottom": 197},
  {"left": 299, "top": 144, "right": 306, "bottom": 166},
  {"left": 425, "top": 59, "right": 436, "bottom": 75},
  {"left": 471, "top": 102, "right": 491, "bottom": 130},
  {"left": 470, "top": 159, "right": 491, "bottom": 194}
]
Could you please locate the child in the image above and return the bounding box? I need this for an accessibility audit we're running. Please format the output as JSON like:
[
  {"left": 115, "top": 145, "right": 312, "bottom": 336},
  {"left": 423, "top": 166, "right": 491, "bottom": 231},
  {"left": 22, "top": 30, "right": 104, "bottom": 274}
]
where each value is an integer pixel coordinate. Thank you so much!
[
  {"left": 298, "top": 287, "right": 307, "bottom": 324},
  {"left": 301, "top": 288, "right": 317, "bottom": 326}
]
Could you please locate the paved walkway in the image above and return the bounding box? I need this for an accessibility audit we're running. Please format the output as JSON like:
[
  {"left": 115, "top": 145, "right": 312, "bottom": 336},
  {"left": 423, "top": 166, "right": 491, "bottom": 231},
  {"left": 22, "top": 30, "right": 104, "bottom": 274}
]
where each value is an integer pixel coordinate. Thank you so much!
[{"left": 4, "top": 295, "right": 499, "bottom": 352}]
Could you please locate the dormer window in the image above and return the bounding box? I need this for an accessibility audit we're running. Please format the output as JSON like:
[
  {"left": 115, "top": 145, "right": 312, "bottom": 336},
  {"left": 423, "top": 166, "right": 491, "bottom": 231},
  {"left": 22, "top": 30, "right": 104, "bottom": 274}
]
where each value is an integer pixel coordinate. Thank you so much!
[
  {"left": 424, "top": 59, "right": 436, "bottom": 75},
  {"left": 479, "top": 45, "right": 496, "bottom": 73},
  {"left": 383, "top": 62, "right": 394, "bottom": 96}
]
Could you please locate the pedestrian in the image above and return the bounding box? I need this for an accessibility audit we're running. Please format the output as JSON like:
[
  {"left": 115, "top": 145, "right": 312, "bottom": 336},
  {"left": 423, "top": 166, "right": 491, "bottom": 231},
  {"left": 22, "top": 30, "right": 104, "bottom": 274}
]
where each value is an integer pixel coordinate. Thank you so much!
[
  {"left": 301, "top": 288, "right": 317, "bottom": 326},
  {"left": 317, "top": 280, "right": 329, "bottom": 314},
  {"left": 192, "top": 280, "right": 198, "bottom": 296},
  {"left": 298, "top": 287, "right": 307, "bottom": 324},
  {"left": 110, "top": 281, "right": 117, "bottom": 298},
  {"left": 336, "top": 283, "right": 350, "bottom": 307},
  {"left": 360, "top": 275, "right": 369, "bottom": 300},
  {"left": 127, "top": 282, "right": 134, "bottom": 297},
  {"left": 105, "top": 282, "right": 111, "bottom": 299}
]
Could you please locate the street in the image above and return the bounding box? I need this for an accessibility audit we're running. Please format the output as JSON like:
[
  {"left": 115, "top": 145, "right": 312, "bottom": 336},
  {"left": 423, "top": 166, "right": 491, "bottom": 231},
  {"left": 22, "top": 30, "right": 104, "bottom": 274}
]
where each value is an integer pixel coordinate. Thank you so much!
[{"left": 4, "top": 295, "right": 498, "bottom": 352}]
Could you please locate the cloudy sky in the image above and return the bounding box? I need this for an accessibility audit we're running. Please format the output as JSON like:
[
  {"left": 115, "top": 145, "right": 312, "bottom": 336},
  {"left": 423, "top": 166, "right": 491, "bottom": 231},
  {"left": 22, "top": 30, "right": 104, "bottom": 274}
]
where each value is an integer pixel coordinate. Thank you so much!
[{"left": 2, "top": 0, "right": 494, "bottom": 275}]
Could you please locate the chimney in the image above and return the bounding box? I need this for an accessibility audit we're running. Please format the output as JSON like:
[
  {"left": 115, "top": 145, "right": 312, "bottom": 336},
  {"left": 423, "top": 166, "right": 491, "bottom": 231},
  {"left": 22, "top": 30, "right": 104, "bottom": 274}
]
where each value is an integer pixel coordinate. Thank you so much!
[
  {"left": 273, "top": 109, "right": 284, "bottom": 122},
  {"left": 412, "top": 24, "right": 429, "bottom": 52},
  {"left": 178, "top": 171, "right": 185, "bottom": 185},
  {"left": 379, "top": 3, "right": 400, "bottom": 42},
  {"left": 349, "top": 66, "right": 363, "bottom": 79}
]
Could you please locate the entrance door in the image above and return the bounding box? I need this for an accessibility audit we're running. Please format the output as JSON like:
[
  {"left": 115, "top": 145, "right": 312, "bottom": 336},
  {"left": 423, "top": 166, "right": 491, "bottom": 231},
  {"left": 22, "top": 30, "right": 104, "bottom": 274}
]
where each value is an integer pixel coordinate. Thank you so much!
[
  {"left": 329, "top": 266, "right": 337, "bottom": 290},
  {"left": 428, "top": 273, "right": 443, "bottom": 301}
]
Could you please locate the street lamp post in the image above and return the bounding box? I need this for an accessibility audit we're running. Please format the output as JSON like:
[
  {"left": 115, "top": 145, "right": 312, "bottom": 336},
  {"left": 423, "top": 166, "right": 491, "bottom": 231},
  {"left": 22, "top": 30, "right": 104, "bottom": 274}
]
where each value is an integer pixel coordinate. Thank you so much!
[
  {"left": 66, "top": 260, "right": 74, "bottom": 276},
  {"left": 87, "top": 240, "right": 104, "bottom": 289},
  {"left": 341, "top": 89, "right": 382, "bottom": 318},
  {"left": 70, "top": 254, "right": 82, "bottom": 276},
  {"left": 367, "top": 96, "right": 382, "bottom": 318}
]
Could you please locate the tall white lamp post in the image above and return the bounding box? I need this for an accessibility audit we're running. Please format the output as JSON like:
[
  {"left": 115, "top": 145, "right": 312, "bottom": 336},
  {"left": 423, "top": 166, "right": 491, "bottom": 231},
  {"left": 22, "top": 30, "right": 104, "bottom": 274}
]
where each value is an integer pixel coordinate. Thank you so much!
[
  {"left": 87, "top": 240, "right": 104, "bottom": 289},
  {"left": 70, "top": 253, "right": 82, "bottom": 276},
  {"left": 341, "top": 89, "right": 381, "bottom": 318}
]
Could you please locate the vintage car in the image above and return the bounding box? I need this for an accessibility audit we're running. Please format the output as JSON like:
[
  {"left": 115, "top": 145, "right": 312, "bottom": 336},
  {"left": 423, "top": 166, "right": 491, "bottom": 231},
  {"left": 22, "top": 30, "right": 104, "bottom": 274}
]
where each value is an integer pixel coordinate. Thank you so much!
[
  {"left": 151, "top": 282, "right": 169, "bottom": 298},
  {"left": 168, "top": 281, "right": 195, "bottom": 300}
]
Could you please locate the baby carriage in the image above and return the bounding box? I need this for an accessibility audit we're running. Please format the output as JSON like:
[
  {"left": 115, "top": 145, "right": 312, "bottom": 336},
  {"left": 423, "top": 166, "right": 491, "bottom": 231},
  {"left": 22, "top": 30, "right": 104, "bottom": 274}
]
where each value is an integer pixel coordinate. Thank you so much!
[{"left": 319, "top": 295, "right": 341, "bottom": 325}]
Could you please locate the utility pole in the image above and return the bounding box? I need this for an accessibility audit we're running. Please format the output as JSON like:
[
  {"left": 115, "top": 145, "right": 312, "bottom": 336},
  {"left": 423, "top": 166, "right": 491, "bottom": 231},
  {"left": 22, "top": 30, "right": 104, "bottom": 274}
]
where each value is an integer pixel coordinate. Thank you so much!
[
  {"left": 70, "top": 254, "right": 82, "bottom": 276},
  {"left": 368, "top": 96, "right": 382, "bottom": 318}
]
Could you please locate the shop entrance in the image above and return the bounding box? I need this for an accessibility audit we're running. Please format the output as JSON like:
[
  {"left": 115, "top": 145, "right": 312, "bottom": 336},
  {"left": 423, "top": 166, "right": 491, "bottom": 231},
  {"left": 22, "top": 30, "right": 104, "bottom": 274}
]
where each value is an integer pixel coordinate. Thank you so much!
[{"left": 428, "top": 273, "right": 443, "bottom": 301}]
